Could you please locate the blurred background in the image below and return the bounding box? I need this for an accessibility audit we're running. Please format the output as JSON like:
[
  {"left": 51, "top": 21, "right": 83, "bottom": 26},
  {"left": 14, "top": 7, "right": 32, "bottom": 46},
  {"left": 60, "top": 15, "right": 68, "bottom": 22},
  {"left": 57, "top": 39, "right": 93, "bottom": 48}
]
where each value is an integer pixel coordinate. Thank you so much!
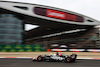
[{"left": 0, "top": 0, "right": 100, "bottom": 52}]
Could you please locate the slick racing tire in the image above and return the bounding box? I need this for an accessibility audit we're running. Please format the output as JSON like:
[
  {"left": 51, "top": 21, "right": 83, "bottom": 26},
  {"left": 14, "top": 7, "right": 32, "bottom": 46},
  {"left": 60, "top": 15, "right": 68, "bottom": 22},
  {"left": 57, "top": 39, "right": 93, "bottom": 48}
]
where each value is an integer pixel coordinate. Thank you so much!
[
  {"left": 70, "top": 54, "right": 77, "bottom": 62},
  {"left": 37, "top": 55, "right": 43, "bottom": 61},
  {"left": 65, "top": 57, "right": 72, "bottom": 63}
]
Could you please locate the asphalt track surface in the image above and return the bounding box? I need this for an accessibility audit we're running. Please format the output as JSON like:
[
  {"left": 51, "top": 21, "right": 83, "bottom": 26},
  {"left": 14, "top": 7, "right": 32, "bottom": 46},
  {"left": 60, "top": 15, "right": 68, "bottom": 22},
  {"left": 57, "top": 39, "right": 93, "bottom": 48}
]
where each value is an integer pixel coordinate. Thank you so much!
[{"left": 0, "top": 59, "right": 100, "bottom": 67}]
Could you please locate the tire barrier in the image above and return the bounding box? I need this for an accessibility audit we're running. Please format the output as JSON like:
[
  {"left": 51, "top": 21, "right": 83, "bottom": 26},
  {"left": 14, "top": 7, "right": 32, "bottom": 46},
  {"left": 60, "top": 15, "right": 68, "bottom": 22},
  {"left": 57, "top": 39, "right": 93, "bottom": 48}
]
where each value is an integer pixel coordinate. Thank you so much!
[
  {"left": 47, "top": 48, "right": 100, "bottom": 52},
  {"left": 0, "top": 45, "right": 46, "bottom": 52},
  {"left": 69, "top": 49, "right": 85, "bottom": 52},
  {"left": 51, "top": 49, "right": 67, "bottom": 52},
  {"left": 87, "top": 49, "right": 100, "bottom": 52}
]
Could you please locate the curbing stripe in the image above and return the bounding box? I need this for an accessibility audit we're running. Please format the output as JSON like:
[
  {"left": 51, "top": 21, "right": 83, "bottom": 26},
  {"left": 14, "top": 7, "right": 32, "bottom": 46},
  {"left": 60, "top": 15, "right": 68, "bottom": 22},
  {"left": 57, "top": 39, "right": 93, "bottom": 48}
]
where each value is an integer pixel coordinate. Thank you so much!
[
  {"left": 92, "top": 58, "right": 100, "bottom": 60},
  {"left": 0, "top": 57, "right": 5, "bottom": 58},
  {"left": 16, "top": 57, "right": 32, "bottom": 59},
  {"left": 77, "top": 58, "right": 93, "bottom": 59},
  {"left": 77, "top": 58, "right": 100, "bottom": 60},
  {"left": 5, "top": 57, "right": 16, "bottom": 58}
]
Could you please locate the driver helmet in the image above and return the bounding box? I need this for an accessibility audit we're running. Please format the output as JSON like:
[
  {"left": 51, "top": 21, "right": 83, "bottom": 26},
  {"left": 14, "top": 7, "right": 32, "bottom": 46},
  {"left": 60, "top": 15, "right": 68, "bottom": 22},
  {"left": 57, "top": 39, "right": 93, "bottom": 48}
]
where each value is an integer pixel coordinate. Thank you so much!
[
  {"left": 56, "top": 52, "right": 62, "bottom": 56},
  {"left": 56, "top": 52, "right": 59, "bottom": 56}
]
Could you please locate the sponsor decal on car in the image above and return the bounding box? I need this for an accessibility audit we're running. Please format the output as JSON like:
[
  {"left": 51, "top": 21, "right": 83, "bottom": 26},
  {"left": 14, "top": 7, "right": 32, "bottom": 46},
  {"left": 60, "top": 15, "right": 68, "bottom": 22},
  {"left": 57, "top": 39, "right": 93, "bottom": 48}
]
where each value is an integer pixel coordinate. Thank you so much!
[{"left": 51, "top": 56, "right": 64, "bottom": 60}]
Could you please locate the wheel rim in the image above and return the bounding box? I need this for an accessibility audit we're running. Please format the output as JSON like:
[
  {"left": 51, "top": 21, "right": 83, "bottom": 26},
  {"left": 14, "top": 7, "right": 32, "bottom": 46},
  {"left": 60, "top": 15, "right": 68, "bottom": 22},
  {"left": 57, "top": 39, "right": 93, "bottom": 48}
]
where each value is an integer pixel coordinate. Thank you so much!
[
  {"left": 38, "top": 57, "right": 41, "bottom": 60},
  {"left": 67, "top": 58, "right": 70, "bottom": 62},
  {"left": 65, "top": 57, "right": 71, "bottom": 63}
]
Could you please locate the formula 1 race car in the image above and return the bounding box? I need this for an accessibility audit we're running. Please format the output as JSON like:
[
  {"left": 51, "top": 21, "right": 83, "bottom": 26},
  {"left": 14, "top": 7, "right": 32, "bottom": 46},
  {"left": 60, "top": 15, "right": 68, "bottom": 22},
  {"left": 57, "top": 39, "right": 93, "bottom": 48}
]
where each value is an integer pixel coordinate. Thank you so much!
[{"left": 32, "top": 52, "right": 77, "bottom": 63}]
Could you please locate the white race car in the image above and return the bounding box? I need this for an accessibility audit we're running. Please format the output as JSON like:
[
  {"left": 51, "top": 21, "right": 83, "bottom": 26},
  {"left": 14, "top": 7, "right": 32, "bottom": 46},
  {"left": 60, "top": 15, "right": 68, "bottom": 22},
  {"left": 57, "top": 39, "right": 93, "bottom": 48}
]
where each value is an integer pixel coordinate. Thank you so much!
[{"left": 32, "top": 52, "right": 77, "bottom": 63}]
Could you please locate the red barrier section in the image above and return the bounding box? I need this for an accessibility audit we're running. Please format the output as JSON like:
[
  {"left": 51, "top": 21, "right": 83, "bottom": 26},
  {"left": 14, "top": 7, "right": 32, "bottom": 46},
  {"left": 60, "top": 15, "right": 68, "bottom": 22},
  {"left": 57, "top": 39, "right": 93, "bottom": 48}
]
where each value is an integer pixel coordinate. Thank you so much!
[{"left": 46, "top": 49, "right": 51, "bottom": 52}]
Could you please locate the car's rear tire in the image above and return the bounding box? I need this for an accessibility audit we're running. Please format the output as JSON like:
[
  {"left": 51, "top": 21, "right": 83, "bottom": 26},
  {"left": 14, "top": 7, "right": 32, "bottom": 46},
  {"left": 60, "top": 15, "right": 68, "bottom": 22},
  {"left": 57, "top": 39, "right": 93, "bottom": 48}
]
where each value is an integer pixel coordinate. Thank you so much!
[
  {"left": 65, "top": 57, "right": 72, "bottom": 63},
  {"left": 37, "top": 55, "right": 43, "bottom": 61},
  {"left": 70, "top": 54, "right": 77, "bottom": 62}
]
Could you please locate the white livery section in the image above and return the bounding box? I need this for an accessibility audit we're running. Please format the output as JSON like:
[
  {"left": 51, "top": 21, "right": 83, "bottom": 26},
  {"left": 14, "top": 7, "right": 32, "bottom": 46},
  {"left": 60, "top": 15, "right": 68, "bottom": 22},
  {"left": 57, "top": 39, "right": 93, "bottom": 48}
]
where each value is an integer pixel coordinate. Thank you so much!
[
  {"left": 51, "top": 56, "right": 64, "bottom": 60},
  {"left": 0, "top": 1, "right": 100, "bottom": 26}
]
